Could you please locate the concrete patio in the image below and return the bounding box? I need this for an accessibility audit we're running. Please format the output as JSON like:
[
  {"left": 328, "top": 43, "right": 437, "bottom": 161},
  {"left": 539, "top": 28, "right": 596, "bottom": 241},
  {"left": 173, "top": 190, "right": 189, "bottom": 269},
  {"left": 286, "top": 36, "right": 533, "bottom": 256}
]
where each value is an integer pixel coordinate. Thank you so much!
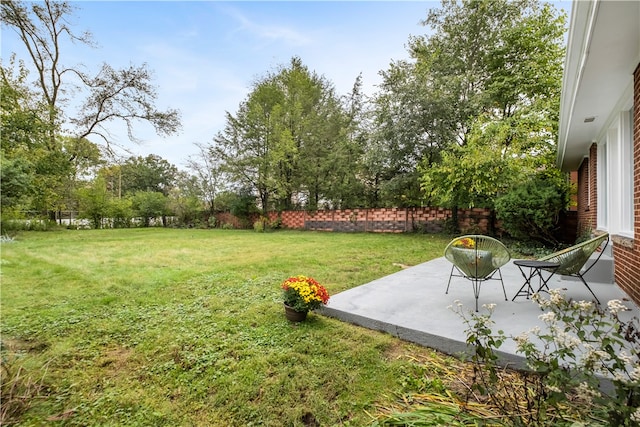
[{"left": 320, "top": 254, "right": 640, "bottom": 368}]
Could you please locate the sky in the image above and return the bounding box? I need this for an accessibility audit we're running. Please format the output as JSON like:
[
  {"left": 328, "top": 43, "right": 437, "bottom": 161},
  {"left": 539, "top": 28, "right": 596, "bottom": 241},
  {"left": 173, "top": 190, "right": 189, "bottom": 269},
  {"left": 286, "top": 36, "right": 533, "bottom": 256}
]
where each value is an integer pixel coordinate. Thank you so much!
[
  {"left": 1, "top": 1, "right": 571, "bottom": 170},
  {"left": 2, "top": 1, "right": 439, "bottom": 169}
]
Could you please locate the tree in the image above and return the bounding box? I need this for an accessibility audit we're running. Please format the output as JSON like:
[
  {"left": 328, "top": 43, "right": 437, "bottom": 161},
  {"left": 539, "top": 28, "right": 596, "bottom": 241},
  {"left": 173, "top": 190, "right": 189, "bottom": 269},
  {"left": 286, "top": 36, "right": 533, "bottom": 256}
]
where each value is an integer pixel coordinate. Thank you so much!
[
  {"left": 213, "top": 57, "right": 354, "bottom": 212},
  {"left": 186, "top": 143, "right": 227, "bottom": 215},
  {"left": 375, "top": 0, "right": 566, "bottom": 228},
  {"left": 119, "top": 154, "right": 178, "bottom": 197},
  {"left": 76, "top": 176, "right": 110, "bottom": 229},
  {"left": 1, "top": 0, "right": 181, "bottom": 149},
  {"left": 371, "top": 59, "right": 440, "bottom": 207},
  {"left": 0, "top": 152, "right": 32, "bottom": 211},
  {"left": 1, "top": 58, "right": 44, "bottom": 215},
  {"left": 1, "top": 0, "right": 181, "bottom": 218},
  {"left": 168, "top": 171, "right": 206, "bottom": 227},
  {"left": 132, "top": 191, "right": 168, "bottom": 227},
  {"left": 495, "top": 172, "right": 570, "bottom": 245}
]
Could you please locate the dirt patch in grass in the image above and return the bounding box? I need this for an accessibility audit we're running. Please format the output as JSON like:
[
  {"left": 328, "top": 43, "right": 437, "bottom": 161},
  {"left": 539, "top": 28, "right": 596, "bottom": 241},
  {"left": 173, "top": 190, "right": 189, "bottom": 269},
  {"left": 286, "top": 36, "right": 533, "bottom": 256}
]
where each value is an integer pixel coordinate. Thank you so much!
[
  {"left": 98, "top": 346, "right": 133, "bottom": 371},
  {"left": 1, "top": 338, "right": 49, "bottom": 354}
]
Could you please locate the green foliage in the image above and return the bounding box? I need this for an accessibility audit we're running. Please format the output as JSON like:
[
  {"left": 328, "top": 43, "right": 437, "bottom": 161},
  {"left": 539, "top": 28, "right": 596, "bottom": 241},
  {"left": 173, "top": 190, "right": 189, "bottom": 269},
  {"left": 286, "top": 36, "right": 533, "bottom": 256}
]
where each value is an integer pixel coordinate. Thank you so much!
[
  {"left": 453, "top": 290, "right": 640, "bottom": 426},
  {"left": 213, "top": 57, "right": 360, "bottom": 211},
  {"left": 229, "top": 188, "right": 260, "bottom": 227},
  {"left": 0, "top": 152, "right": 32, "bottom": 210},
  {"left": 119, "top": 155, "right": 178, "bottom": 196},
  {"left": 404, "top": 0, "right": 567, "bottom": 215},
  {"left": 76, "top": 176, "right": 111, "bottom": 229},
  {"left": 108, "top": 197, "right": 133, "bottom": 229},
  {"left": 495, "top": 173, "right": 570, "bottom": 245},
  {"left": 131, "top": 191, "right": 168, "bottom": 227},
  {"left": 420, "top": 136, "right": 519, "bottom": 209},
  {"left": 0, "top": 215, "right": 58, "bottom": 234},
  {"left": 253, "top": 216, "right": 269, "bottom": 232}
]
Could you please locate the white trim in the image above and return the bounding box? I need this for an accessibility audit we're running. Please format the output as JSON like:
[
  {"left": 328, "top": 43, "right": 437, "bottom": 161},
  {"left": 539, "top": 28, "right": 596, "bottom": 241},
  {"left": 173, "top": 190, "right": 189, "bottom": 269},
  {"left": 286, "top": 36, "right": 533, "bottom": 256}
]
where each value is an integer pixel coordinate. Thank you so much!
[
  {"left": 594, "top": 80, "right": 634, "bottom": 145},
  {"left": 597, "top": 139, "right": 608, "bottom": 230},
  {"left": 557, "top": 0, "right": 600, "bottom": 168}
]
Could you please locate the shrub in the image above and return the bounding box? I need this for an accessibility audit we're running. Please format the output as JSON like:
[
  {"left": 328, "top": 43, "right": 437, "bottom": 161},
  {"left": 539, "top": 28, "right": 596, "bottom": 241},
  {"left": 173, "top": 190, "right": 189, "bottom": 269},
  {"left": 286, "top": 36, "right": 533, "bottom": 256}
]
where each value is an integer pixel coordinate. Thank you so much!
[
  {"left": 108, "top": 197, "right": 133, "bottom": 228},
  {"left": 452, "top": 291, "right": 640, "bottom": 426},
  {"left": 253, "top": 217, "right": 269, "bottom": 232},
  {"left": 495, "top": 175, "right": 569, "bottom": 245}
]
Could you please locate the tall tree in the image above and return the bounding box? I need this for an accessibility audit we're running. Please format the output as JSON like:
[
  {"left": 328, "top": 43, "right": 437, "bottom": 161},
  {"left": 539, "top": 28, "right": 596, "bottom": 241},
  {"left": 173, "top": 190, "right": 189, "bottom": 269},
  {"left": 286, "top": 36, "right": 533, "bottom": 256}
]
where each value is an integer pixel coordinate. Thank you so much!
[
  {"left": 186, "top": 143, "right": 227, "bottom": 215},
  {"left": 372, "top": 0, "right": 566, "bottom": 220},
  {"left": 1, "top": 0, "right": 181, "bottom": 150},
  {"left": 119, "top": 154, "right": 178, "bottom": 197},
  {"left": 213, "top": 57, "right": 352, "bottom": 212},
  {"left": 418, "top": 0, "right": 566, "bottom": 219},
  {"left": 1, "top": 57, "right": 45, "bottom": 213},
  {"left": 214, "top": 76, "right": 281, "bottom": 213}
]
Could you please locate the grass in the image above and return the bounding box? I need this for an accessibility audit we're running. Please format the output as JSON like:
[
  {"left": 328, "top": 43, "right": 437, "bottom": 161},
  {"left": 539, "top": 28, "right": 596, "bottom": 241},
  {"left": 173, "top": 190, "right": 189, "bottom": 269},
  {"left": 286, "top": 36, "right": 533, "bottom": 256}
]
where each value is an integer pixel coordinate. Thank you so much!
[{"left": 1, "top": 228, "right": 487, "bottom": 426}]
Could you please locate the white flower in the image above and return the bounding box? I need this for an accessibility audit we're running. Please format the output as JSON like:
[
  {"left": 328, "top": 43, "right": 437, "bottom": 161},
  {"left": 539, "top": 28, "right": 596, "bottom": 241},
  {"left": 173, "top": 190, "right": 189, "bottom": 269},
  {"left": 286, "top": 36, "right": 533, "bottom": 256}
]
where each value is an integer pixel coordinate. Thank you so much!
[
  {"left": 613, "top": 372, "right": 629, "bottom": 383},
  {"left": 483, "top": 303, "right": 496, "bottom": 312},
  {"left": 582, "top": 345, "right": 610, "bottom": 367},
  {"left": 573, "top": 300, "right": 594, "bottom": 311},
  {"left": 607, "top": 299, "right": 629, "bottom": 315},
  {"left": 619, "top": 351, "right": 634, "bottom": 365},
  {"left": 575, "top": 382, "right": 599, "bottom": 403},
  {"left": 532, "top": 292, "right": 551, "bottom": 308},
  {"left": 554, "top": 330, "right": 581, "bottom": 350},
  {"left": 549, "top": 289, "right": 565, "bottom": 305},
  {"left": 539, "top": 311, "right": 556, "bottom": 323},
  {"left": 514, "top": 332, "right": 530, "bottom": 346},
  {"left": 630, "top": 366, "right": 640, "bottom": 382},
  {"left": 529, "top": 326, "right": 541, "bottom": 335},
  {"left": 631, "top": 407, "right": 640, "bottom": 422}
]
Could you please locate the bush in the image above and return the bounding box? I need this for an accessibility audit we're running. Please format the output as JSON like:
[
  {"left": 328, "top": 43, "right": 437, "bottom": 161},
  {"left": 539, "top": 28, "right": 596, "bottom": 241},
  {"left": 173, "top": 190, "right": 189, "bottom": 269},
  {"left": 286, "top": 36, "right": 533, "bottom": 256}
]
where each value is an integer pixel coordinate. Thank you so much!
[
  {"left": 453, "top": 291, "right": 640, "bottom": 426},
  {"left": 108, "top": 198, "right": 133, "bottom": 228},
  {"left": 495, "top": 175, "right": 569, "bottom": 245},
  {"left": 253, "top": 217, "right": 268, "bottom": 232}
]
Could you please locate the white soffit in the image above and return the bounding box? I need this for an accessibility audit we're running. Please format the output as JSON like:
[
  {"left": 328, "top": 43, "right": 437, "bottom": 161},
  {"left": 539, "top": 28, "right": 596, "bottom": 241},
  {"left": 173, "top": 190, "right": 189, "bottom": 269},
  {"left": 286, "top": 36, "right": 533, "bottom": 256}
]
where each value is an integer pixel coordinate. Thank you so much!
[{"left": 558, "top": 0, "right": 640, "bottom": 171}]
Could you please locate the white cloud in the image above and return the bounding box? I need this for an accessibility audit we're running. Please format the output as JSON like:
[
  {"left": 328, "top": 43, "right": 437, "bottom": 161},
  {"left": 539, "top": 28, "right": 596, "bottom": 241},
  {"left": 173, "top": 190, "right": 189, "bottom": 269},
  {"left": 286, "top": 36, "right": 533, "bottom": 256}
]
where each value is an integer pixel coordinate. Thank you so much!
[{"left": 221, "top": 4, "right": 313, "bottom": 48}]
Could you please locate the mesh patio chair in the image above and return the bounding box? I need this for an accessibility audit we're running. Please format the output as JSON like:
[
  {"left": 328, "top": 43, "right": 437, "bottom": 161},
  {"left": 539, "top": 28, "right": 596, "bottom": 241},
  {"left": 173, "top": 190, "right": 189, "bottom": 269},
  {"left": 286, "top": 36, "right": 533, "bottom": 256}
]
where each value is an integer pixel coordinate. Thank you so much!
[
  {"left": 444, "top": 235, "right": 511, "bottom": 311},
  {"left": 538, "top": 233, "right": 610, "bottom": 304}
]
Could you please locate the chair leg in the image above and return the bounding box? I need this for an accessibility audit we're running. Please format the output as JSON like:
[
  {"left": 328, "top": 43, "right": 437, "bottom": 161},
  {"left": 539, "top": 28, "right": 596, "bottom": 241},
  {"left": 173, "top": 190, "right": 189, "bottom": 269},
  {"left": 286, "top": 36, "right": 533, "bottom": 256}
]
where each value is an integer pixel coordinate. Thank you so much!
[
  {"left": 472, "top": 278, "right": 481, "bottom": 312},
  {"left": 445, "top": 264, "right": 456, "bottom": 294},
  {"left": 496, "top": 268, "right": 507, "bottom": 301},
  {"left": 577, "top": 274, "right": 601, "bottom": 305}
]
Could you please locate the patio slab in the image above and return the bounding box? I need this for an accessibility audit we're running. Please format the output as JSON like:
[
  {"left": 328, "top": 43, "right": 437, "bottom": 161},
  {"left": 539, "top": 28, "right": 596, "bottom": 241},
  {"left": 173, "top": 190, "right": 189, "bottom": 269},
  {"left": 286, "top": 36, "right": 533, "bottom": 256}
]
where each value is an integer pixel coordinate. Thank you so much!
[{"left": 320, "top": 257, "right": 640, "bottom": 369}]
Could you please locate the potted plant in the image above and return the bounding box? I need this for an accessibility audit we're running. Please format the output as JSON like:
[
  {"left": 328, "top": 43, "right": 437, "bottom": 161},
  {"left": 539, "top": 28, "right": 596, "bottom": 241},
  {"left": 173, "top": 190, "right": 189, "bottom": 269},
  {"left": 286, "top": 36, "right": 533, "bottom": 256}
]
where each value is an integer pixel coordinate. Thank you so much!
[{"left": 281, "top": 275, "right": 330, "bottom": 322}]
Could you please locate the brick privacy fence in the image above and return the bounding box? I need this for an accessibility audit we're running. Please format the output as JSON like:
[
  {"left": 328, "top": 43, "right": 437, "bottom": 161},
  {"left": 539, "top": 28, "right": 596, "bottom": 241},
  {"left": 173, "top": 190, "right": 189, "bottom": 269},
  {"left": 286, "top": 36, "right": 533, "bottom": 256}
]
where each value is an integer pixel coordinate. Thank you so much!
[
  {"left": 265, "top": 207, "right": 495, "bottom": 234},
  {"left": 214, "top": 207, "right": 578, "bottom": 242}
]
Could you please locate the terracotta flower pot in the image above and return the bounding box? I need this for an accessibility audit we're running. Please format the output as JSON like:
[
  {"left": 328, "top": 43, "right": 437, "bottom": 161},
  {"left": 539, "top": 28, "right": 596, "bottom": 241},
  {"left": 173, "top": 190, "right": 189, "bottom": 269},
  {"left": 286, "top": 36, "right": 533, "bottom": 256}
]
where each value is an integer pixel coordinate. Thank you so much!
[{"left": 283, "top": 304, "right": 308, "bottom": 322}]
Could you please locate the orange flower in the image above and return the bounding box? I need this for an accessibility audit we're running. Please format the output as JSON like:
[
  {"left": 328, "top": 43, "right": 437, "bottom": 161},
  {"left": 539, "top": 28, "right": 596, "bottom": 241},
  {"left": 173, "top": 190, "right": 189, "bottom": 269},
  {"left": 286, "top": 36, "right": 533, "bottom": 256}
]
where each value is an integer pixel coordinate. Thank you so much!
[{"left": 282, "top": 275, "right": 330, "bottom": 312}]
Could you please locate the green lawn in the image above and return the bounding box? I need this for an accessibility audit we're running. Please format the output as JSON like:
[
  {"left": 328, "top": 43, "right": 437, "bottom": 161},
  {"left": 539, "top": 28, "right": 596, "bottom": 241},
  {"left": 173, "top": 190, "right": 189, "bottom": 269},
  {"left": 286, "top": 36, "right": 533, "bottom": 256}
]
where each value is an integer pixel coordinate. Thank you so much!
[{"left": 1, "top": 228, "right": 472, "bottom": 426}]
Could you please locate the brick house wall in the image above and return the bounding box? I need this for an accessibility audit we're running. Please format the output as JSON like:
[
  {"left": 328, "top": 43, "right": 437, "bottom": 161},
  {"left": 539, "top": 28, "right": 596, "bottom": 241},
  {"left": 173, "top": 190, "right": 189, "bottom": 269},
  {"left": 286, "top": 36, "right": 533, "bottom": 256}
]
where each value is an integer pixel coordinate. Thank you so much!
[
  {"left": 576, "top": 144, "right": 598, "bottom": 235},
  {"left": 612, "top": 63, "right": 640, "bottom": 304}
]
